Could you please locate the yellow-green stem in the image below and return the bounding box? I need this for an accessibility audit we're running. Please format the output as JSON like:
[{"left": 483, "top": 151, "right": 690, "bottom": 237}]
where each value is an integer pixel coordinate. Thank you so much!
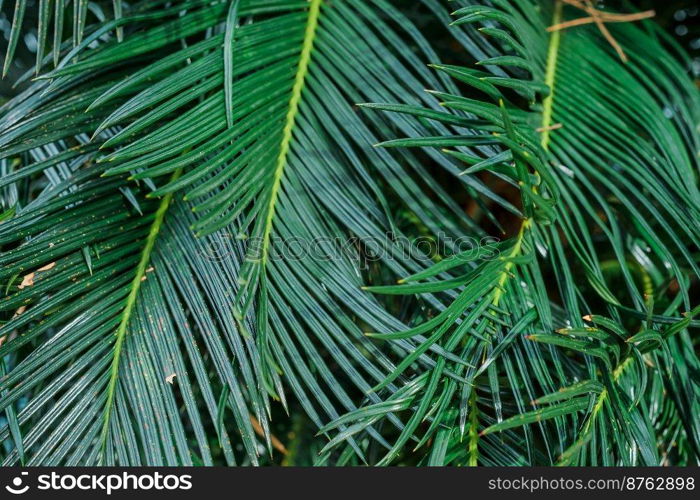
[
  {"left": 492, "top": 218, "right": 532, "bottom": 308},
  {"left": 556, "top": 357, "right": 633, "bottom": 465},
  {"left": 540, "top": 0, "right": 564, "bottom": 150},
  {"left": 469, "top": 1, "right": 564, "bottom": 465},
  {"left": 582, "top": 357, "right": 632, "bottom": 435},
  {"left": 259, "top": 0, "right": 322, "bottom": 267},
  {"left": 98, "top": 167, "right": 183, "bottom": 462},
  {"left": 467, "top": 388, "right": 480, "bottom": 466}
]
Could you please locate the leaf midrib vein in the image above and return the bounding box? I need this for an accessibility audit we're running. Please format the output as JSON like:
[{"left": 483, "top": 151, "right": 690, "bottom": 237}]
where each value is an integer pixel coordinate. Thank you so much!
[
  {"left": 98, "top": 167, "right": 183, "bottom": 462},
  {"left": 259, "top": 0, "right": 322, "bottom": 268},
  {"left": 468, "top": 0, "right": 564, "bottom": 465}
]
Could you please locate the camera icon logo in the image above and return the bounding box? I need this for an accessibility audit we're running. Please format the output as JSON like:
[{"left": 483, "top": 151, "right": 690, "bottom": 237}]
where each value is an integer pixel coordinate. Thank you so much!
[{"left": 5, "top": 472, "right": 29, "bottom": 495}]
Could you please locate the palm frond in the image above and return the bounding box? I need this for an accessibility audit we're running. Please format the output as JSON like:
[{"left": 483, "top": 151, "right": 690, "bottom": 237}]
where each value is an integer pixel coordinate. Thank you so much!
[
  {"left": 0, "top": 0, "right": 498, "bottom": 465},
  {"left": 317, "top": 0, "right": 700, "bottom": 465}
]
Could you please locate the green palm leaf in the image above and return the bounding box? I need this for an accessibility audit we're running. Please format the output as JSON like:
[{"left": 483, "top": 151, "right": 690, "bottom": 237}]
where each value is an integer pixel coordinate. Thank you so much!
[
  {"left": 317, "top": 0, "right": 700, "bottom": 465},
  {"left": 0, "top": 0, "right": 492, "bottom": 465},
  {"left": 0, "top": 0, "right": 698, "bottom": 467}
]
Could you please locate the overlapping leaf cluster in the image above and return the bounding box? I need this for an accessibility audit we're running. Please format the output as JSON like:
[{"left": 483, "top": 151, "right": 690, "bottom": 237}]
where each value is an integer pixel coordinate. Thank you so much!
[
  {"left": 317, "top": 0, "right": 700, "bottom": 465},
  {"left": 0, "top": 0, "right": 698, "bottom": 465}
]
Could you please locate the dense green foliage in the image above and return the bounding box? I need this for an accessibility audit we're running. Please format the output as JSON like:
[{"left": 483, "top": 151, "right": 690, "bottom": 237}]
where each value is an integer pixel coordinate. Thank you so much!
[{"left": 0, "top": 0, "right": 698, "bottom": 466}]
